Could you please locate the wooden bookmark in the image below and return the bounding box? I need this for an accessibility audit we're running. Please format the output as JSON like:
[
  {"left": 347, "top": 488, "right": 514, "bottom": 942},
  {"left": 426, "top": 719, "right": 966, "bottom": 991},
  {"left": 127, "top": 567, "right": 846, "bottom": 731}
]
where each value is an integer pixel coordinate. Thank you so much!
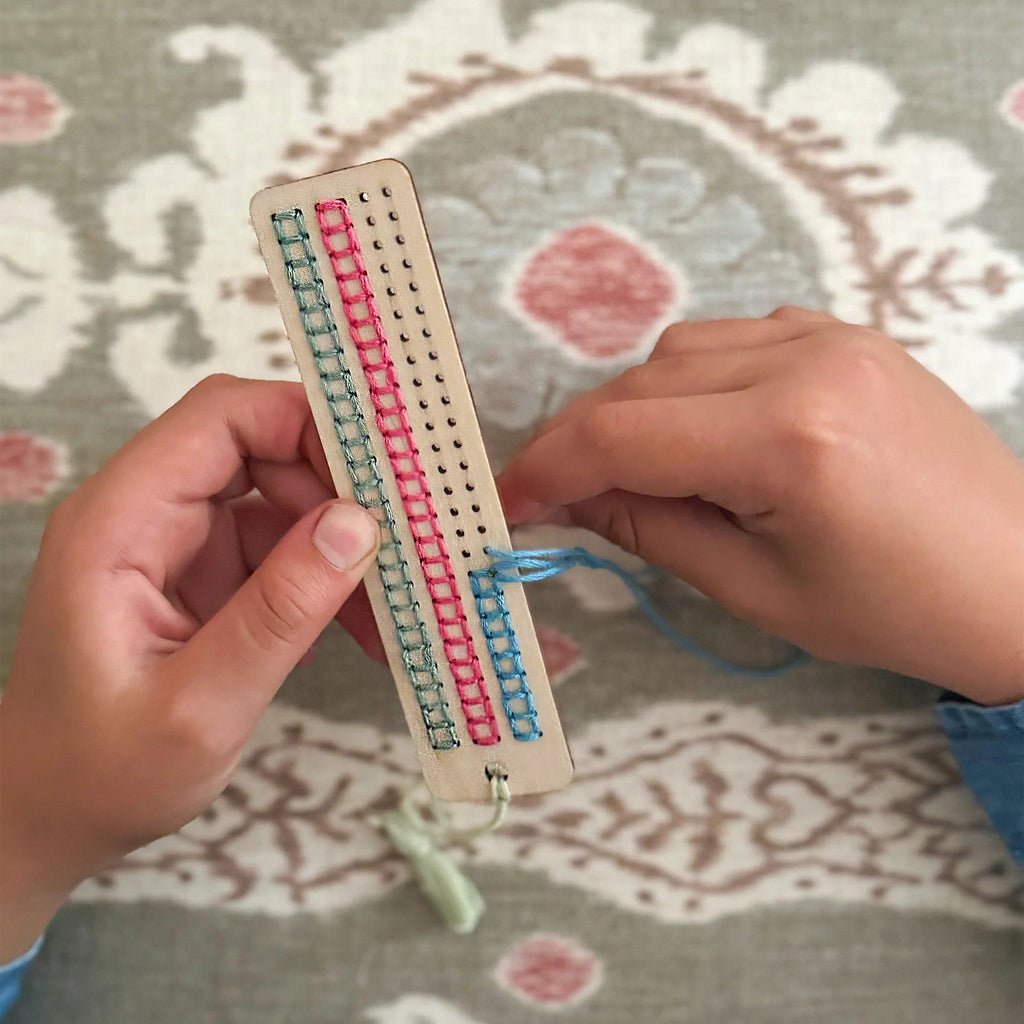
[{"left": 251, "top": 161, "right": 573, "bottom": 802}]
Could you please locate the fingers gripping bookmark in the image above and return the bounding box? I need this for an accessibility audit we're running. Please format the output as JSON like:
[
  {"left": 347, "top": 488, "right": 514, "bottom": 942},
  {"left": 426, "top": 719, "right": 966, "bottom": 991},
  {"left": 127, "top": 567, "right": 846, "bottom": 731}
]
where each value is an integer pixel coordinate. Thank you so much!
[{"left": 251, "top": 161, "right": 573, "bottom": 805}]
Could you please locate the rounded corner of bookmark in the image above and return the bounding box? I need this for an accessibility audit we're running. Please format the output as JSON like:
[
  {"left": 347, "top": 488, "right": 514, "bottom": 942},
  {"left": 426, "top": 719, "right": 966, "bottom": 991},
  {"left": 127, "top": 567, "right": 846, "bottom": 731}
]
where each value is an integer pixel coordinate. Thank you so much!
[
  {"left": 248, "top": 185, "right": 272, "bottom": 225},
  {"left": 375, "top": 157, "right": 414, "bottom": 185},
  {"left": 250, "top": 163, "right": 572, "bottom": 802}
]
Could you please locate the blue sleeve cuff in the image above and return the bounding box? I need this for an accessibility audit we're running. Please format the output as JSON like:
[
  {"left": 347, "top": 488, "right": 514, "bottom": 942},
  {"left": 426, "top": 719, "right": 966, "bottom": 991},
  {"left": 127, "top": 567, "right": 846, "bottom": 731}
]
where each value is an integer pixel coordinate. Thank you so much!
[
  {"left": 0, "top": 936, "right": 43, "bottom": 1019},
  {"left": 936, "top": 693, "right": 1024, "bottom": 866}
]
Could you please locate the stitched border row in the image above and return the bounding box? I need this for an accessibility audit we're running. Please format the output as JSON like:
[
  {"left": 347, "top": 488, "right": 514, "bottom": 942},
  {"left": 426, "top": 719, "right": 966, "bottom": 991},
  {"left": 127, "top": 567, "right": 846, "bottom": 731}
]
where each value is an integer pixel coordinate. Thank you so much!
[
  {"left": 271, "top": 209, "right": 459, "bottom": 751},
  {"left": 315, "top": 198, "right": 501, "bottom": 747},
  {"left": 468, "top": 570, "right": 542, "bottom": 740}
]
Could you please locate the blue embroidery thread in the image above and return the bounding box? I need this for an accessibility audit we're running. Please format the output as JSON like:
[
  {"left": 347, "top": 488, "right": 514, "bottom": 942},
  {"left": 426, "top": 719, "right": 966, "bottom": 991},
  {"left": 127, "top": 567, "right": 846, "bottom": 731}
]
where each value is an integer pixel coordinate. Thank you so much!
[
  {"left": 482, "top": 546, "right": 808, "bottom": 679},
  {"left": 468, "top": 568, "right": 542, "bottom": 741}
]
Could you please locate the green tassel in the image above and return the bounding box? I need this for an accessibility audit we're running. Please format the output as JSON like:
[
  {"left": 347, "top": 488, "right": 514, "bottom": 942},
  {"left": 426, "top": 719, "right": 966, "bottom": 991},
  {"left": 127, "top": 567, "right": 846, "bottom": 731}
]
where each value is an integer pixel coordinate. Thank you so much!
[{"left": 374, "top": 766, "right": 510, "bottom": 934}]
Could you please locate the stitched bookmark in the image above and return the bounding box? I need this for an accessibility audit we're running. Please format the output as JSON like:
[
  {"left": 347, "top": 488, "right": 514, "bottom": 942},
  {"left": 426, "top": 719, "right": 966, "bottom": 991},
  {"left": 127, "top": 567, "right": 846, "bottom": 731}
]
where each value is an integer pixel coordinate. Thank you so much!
[{"left": 251, "top": 160, "right": 573, "bottom": 802}]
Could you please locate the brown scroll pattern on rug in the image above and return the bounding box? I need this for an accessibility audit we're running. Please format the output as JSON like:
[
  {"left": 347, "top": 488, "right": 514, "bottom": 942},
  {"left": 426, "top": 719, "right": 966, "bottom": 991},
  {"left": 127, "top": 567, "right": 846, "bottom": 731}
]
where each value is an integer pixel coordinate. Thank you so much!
[{"left": 79, "top": 702, "right": 1023, "bottom": 928}]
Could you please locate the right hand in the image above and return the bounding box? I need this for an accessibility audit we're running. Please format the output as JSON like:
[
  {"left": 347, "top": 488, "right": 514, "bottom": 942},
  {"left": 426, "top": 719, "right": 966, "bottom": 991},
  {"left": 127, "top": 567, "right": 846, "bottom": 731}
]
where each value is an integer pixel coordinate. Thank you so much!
[{"left": 499, "top": 308, "right": 1024, "bottom": 704}]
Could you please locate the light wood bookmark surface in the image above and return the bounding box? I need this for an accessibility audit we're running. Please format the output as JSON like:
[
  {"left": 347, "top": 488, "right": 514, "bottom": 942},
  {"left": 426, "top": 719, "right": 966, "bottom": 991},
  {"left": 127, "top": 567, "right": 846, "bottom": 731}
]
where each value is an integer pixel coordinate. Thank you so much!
[{"left": 251, "top": 160, "right": 573, "bottom": 802}]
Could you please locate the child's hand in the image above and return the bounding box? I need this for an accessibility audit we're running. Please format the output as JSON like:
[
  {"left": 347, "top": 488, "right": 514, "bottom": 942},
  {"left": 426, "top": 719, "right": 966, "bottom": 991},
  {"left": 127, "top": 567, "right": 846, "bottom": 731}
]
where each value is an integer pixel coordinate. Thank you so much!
[
  {"left": 0, "top": 376, "right": 380, "bottom": 959},
  {"left": 499, "top": 308, "right": 1024, "bottom": 704}
]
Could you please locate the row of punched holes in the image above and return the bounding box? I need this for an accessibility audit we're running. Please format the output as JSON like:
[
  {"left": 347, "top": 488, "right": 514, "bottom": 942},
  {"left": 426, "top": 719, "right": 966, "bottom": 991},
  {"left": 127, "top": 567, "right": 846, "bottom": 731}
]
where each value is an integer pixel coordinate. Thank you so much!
[{"left": 357, "top": 187, "right": 485, "bottom": 560}]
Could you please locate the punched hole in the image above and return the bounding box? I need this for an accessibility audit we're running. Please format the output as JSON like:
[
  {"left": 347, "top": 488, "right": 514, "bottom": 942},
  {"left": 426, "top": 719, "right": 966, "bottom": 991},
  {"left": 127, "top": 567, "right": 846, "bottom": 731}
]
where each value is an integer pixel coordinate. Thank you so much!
[
  {"left": 425, "top": 422, "right": 434, "bottom": 431},
  {"left": 465, "top": 483, "right": 475, "bottom": 491},
  {"left": 415, "top": 305, "right": 425, "bottom": 315},
  {"left": 393, "top": 310, "right": 403, "bottom": 320},
  {"left": 428, "top": 351, "right": 438, "bottom": 360},
  {"left": 441, "top": 396, "right": 451, "bottom": 406},
  {"left": 462, "top": 550, "right": 471, "bottom": 558},
  {"left": 438, "top": 465, "right": 447, "bottom": 474},
  {"left": 406, "top": 355, "right": 416, "bottom": 364},
  {"left": 459, "top": 461, "right": 469, "bottom": 470},
  {"left": 359, "top": 192, "right": 370, "bottom": 202},
  {"left": 400, "top": 332, "right": 410, "bottom": 342},
  {"left": 422, "top": 328, "right": 432, "bottom": 338},
  {"left": 471, "top": 504, "right": 480, "bottom": 513},
  {"left": 453, "top": 440, "right": 462, "bottom": 448},
  {"left": 373, "top": 240, "right": 384, "bottom": 250},
  {"left": 418, "top": 400, "right": 428, "bottom": 410},
  {"left": 402, "top": 258, "right": 412, "bottom": 268},
  {"left": 477, "top": 525, "right": 487, "bottom": 534},
  {"left": 443, "top": 486, "right": 453, "bottom": 495},
  {"left": 434, "top": 373, "right": 445, "bottom": 383},
  {"left": 412, "top": 378, "right": 422, "bottom": 387},
  {"left": 430, "top": 444, "right": 441, "bottom": 453},
  {"left": 366, "top": 215, "right": 376, "bottom": 225},
  {"left": 456, "top": 528, "right": 465, "bottom": 537},
  {"left": 450, "top": 507, "right": 459, "bottom": 517},
  {"left": 380, "top": 263, "right": 389, "bottom": 273},
  {"left": 386, "top": 286, "right": 396, "bottom": 296},
  {"left": 382, "top": 186, "right": 393, "bottom": 197},
  {"left": 409, "top": 282, "right": 419, "bottom": 292},
  {"left": 446, "top": 418, "right": 457, "bottom": 427},
  {"left": 395, "top": 234, "right": 405, "bottom": 244}
]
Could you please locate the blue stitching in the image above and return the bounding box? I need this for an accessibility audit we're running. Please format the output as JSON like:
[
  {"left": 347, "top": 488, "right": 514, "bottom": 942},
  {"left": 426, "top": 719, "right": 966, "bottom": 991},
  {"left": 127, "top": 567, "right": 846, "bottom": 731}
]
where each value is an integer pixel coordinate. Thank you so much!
[
  {"left": 272, "top": 209, "right": 459, "bottom": 750},
  {"left": 468, "top": 568, "right": 542, "bottom": 741},
  {"left": 483, "top": 546, "right": 808, "bottom": 679}
]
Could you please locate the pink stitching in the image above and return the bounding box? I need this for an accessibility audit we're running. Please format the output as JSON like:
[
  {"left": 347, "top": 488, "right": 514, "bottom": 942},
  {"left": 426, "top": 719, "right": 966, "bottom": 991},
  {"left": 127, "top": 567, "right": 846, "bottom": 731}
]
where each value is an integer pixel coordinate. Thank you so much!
[{"left": 316, "top": 199, "right": 500, "bottom": 746}]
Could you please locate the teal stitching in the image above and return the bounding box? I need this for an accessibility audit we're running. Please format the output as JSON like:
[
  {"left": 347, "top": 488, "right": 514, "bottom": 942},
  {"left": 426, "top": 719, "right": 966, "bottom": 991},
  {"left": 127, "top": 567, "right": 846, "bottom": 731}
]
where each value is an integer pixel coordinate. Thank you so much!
[
  {"left": 468, "top": 569, "right": 542, "bottom": 741},
  {"left": 272, "top": 209, "right": 459, "bottom": 750}
]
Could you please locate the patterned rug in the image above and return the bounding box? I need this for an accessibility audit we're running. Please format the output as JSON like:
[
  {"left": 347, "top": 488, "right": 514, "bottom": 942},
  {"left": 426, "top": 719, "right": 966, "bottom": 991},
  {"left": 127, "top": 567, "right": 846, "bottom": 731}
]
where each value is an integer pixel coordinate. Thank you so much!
[{"left": 2, "top": 1, "right": 1022, "bottom": 1021}]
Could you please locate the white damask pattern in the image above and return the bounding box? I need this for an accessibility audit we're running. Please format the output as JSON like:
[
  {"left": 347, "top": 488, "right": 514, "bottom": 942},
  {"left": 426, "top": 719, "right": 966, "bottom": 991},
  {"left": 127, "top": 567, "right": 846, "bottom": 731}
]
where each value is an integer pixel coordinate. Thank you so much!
[
  {"left": 364, "top": 995, "right": 486, "bottom": 1024},
  {"left": 0, "top": 187, "right": 92, "bottom": 392},
  {"left": 3, "top": 0, "right": 1020, "bottom": 418}
]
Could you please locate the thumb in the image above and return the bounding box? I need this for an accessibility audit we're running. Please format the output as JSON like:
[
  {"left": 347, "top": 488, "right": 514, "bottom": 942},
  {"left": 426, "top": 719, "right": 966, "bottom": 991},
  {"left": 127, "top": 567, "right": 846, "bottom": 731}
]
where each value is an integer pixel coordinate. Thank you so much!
[{"left": 175, "top": 499, "right": 380, "bottom": 717}]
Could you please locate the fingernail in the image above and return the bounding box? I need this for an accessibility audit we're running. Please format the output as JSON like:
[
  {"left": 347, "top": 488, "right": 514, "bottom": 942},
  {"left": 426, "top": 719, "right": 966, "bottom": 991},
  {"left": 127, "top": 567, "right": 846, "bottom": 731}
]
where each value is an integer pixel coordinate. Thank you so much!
[
  {"left": 313, "top": 502, "right": 379, "bottom": 570},
  {"left": 502, "top": 496, "right": 556, "bottom": 526}
]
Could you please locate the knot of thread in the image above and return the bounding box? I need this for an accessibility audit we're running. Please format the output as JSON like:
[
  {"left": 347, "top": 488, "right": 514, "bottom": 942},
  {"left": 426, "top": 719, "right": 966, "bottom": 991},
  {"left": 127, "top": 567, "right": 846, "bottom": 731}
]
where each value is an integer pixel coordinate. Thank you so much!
[
  {"left": 482, "top": 546, "right": 807, "bottom": 679},
  {"left": 374, "top": 765, "right": 511, "bottom": 935}
]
